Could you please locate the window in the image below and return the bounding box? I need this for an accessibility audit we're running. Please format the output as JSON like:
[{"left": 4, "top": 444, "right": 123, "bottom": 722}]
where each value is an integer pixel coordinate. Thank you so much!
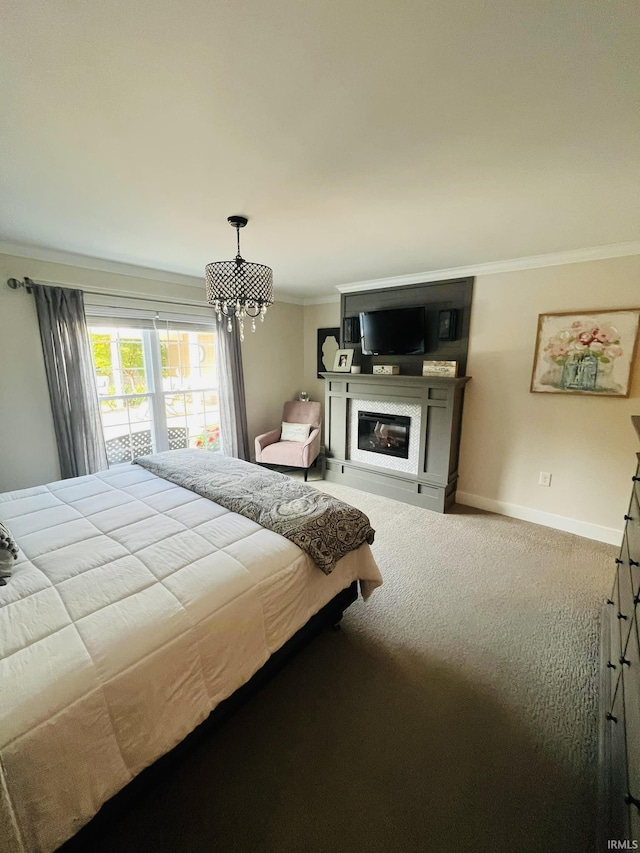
[{"left": 89, "top": 324, "right": 221, "bottom": 466}]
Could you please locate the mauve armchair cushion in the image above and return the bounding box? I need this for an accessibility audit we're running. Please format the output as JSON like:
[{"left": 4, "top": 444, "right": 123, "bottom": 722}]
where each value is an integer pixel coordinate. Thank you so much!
[
  {"left": 254, "top": 400, "right": 323, "bottom": 468},
  {"left": 254, "top": 427, "right": 281, "bottom": 462},
  {"left": 301, "top": 427, "right": 321, "bottom": 467},
  {"left": 282, "top": 401, "right": 322, "bottom": 428},
  {"left": 258, "top": 428, "right": 320, "bottom": 467}
]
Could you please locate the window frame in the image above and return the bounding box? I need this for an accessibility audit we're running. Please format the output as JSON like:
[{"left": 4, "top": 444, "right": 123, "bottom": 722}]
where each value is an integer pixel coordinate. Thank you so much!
[{"left": 88, "top": 322, "right": 220, "bottom": 466}]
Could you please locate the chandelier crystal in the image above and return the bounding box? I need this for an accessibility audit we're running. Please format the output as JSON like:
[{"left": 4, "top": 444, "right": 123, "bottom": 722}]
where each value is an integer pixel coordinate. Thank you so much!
[{"left": 205, "top": 216, "right": 274, "bottom": 341}]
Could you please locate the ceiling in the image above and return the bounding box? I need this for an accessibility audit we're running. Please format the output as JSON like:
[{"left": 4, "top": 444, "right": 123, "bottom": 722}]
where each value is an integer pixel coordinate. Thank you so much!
[{"left": 1, "top": 0, "right": 639, "bottom": 297}]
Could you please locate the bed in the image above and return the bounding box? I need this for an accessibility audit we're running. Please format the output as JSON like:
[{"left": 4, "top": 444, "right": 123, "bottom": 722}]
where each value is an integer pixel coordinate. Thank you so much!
[{"left": 0, "top": 458, "right": 382, "bottom": 853}]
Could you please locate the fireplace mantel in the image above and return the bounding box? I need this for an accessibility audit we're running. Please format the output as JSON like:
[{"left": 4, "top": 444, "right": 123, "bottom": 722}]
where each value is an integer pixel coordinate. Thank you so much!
[
  {"left": 320, "top": 372, "right": 470, "bottom": 512},
  {"left": 320, "top": 372, "right": 470, "bottom": 388}
]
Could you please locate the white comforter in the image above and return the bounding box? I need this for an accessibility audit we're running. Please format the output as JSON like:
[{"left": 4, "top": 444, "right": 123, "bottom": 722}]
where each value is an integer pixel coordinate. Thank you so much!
[{"left": 0, "top": 466, "right": 382, "bottom": 853}]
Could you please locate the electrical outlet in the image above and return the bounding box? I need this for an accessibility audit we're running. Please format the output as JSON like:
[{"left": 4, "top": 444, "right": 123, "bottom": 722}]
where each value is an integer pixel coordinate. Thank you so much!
[{"left": 539, "top": 472, "right": 552, "bottom": 487}]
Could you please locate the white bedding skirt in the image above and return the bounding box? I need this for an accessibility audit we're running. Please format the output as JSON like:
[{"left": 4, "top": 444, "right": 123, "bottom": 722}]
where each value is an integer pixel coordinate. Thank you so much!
[{"left": 0, "top": 465, "right": 382, "bottom": 853}]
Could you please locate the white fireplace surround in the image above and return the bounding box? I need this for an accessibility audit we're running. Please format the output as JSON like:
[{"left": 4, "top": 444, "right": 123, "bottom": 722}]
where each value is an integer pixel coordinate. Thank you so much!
[{"left": 348, "top": 399, "right": 422, "bottom": 475}]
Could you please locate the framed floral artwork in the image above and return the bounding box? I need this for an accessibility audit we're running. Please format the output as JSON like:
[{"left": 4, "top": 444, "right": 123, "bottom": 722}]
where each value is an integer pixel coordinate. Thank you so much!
[{"left": 530, "top": 309, "right": 640, "bottom": 396}]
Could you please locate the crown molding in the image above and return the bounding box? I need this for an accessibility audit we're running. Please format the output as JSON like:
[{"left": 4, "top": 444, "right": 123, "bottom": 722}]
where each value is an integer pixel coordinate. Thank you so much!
[
  {"left": 4, "top": 238, "right": 639, "bottom": 303},
  {"left": 335, "top": 241, "right": 640, "bottom": 294},
  {"left": 0, "top": 240, "right": 305, "bottom": 305},
  {"left": 0, "top": 241, "right": 206, "bottom": 289},
  {"left": 275, "top": 292, "right": 305, "bottom": 305},
  {"left": 303, "top": 294, "right": 341, "bottom": 306}
]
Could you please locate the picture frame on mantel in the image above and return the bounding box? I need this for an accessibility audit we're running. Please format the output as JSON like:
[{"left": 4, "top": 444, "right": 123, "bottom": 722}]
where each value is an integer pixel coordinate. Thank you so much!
[
  {"left": 530, "top": 308, "right": 640, "bottom": 397},
  {"left": 317, "top": 327, "right": 340, "bottom": 378},
  {"left": 332, "top": 349, "right": 354, "bottom": 372}
]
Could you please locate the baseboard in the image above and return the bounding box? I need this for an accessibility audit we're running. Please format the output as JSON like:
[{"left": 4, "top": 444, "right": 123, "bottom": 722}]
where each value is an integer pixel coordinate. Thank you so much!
[{"left": 456, "top": 490, "right": 623, "bottom": 546}]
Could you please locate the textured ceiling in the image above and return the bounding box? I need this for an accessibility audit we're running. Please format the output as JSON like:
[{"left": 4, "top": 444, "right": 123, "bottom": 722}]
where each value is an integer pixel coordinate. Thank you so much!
[{"left": 1, "top": 0, "right": 639, "bottom": 296}]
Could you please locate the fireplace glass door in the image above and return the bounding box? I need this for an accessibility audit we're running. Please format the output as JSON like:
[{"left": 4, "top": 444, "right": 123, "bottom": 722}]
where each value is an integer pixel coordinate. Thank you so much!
[{"left": 357, "top": 411, "right": 410, "bottom": 459}]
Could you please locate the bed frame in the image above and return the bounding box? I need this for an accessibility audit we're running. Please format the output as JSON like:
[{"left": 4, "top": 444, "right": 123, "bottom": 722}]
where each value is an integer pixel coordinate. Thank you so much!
[{"left": 57, "top": 580, "right": 358, "bottom": 852}]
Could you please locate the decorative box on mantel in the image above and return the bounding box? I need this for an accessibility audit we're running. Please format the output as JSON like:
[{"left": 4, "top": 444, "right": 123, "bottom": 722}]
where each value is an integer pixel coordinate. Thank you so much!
[{"left": 320, "top": 372, "right": 470, "bottom": 513}]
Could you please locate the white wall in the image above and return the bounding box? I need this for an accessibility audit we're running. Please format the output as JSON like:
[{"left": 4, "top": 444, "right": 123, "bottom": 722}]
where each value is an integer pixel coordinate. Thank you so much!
[
  {"left": 303, "top": 301, "right": 340, "bottom": 407},
  {"left": 301, "top": 255, "right": 640, "bottom": 544},
  {"left": 0, "top": 252, "right": 302, "bottom": 490},
  {"left": 2, "top": 247, "right": 638, "bottom": 545},
  {"left": 0, "top": 269, "right": 60, "bottom": 490},
  {"left": 242, "top": 301, "right": 304, "bottom": 457},
  {"left": 458, "top": 254, "right": 640, "bottom": 543}
]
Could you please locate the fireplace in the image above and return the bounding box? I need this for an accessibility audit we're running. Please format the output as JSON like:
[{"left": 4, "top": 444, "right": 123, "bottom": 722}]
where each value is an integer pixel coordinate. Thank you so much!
[{"left": 357, "top": 411, "right": 411, "bottom": 459}]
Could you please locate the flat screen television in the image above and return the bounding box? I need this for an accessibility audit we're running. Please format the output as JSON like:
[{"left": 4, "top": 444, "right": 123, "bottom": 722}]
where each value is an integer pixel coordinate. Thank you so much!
[{"left": 359, "top": 307, "right": 425, "bottom": 355}]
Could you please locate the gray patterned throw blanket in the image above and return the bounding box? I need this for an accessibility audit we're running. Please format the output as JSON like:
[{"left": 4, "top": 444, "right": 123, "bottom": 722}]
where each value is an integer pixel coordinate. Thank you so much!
[
  {"left": 134, "top": 450, "right": 375, "bottom": 574},
  {"left": 0, "top": 519, "right": 19, "bottom": 585}
]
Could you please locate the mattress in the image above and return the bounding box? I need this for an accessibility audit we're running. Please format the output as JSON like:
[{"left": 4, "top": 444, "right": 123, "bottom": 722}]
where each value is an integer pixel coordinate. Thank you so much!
[{"left": 0, "top": 465, "right": 382, "bottom": 853}]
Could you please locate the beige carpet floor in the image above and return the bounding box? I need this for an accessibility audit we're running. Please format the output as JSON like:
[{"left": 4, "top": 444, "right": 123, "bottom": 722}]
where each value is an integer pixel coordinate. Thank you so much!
[{"left": 66, "top": 480, "right": 615, "bottom": 853}]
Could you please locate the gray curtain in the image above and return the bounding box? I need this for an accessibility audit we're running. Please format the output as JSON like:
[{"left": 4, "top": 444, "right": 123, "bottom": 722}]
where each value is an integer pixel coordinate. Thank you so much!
[
  {"left": 32, "top": 285, "right": 109, "bottom": 478},
  {"left": 214, "top": 318, "right": 250, "bottom": 460}
]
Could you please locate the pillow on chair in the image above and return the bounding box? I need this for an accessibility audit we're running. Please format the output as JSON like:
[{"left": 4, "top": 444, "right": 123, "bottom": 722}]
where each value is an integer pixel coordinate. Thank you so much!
[{"left": 281, "top": 422, "right": 312, "bottom": 442}]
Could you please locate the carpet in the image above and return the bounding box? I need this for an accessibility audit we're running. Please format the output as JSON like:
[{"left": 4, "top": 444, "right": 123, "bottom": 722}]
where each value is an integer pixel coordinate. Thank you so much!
[{"left": 64, "top": 482, "right": 614, "bottom": 853}]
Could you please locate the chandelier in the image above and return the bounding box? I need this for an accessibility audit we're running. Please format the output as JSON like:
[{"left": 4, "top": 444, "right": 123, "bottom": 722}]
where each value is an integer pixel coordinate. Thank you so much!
[{"left": 205, "top": 215, "right": 274, "bottom": 341}]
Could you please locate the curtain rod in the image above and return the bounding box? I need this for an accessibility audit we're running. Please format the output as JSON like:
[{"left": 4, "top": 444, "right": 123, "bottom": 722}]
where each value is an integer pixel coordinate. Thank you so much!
[
  {"left": 6, "top": 276, "right": 210, "bottom": 309},
  {"left": 7, "top": 277, "right": 34, "bottom": 293}
]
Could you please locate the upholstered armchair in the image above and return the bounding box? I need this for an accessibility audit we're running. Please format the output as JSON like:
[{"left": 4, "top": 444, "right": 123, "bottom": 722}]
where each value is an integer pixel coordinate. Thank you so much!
[{"left": 255, "top": 401, "right": 322, "bottom": 481}]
